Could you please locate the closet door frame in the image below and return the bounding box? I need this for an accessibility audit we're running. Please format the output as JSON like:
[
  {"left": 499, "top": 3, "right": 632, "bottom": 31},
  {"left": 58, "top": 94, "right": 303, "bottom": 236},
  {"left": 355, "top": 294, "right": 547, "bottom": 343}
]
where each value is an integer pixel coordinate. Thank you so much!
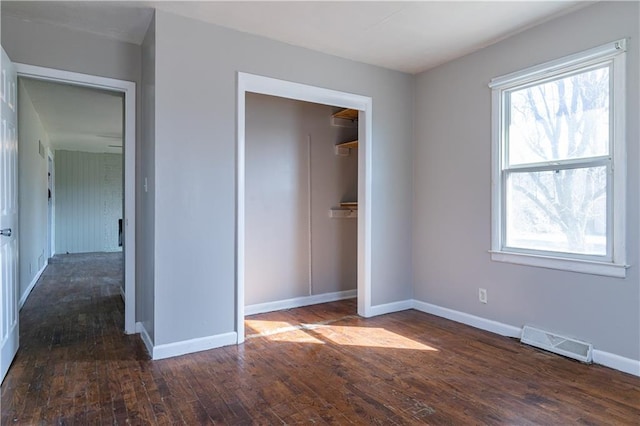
[{"left": 236, "top": 72, "right": 372, "bottom": 343}]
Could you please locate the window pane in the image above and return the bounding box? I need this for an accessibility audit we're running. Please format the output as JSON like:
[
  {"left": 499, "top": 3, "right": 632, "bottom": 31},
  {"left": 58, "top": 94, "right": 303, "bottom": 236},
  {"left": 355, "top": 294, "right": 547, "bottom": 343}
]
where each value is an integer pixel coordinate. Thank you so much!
[
  {"left": 508, "top": 66, "right": 609, "bottom": 165},
  {"left": 505, "top": 167, "right": 607, "bottom": 255}
]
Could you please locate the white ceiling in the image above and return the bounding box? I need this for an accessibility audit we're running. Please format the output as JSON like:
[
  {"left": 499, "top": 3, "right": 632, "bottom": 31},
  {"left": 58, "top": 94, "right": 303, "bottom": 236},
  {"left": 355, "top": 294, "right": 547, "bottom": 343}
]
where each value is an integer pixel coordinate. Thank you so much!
[
  {"left": 2, "top": 1, "right": 587, "bottom": 74},
  {"left": 7, "top": 1, "right": 587, "bottom": 153},
  {"left": 21, "top": 78, "right": 124, "bottom": 154}
]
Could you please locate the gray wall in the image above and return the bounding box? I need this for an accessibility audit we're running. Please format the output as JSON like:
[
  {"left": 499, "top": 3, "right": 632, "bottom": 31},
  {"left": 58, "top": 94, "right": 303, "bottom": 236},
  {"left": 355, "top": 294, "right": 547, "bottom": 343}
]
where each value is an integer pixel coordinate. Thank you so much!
[
  {"left": 17, "top": 81, "right": 51, "bottom": 301},
  {"left": 139, "top": 13, "right": 156, "bottom": 341},
  {"left": 153, "top": 10, "right": 414, "bottom": 345},
  {"left": 1, "top": 15, "right": 140, "bottom": 83},
  {"left": 245, "top": 93, "right": 358, "bottom": 306},
  {"left": 412, "top": 1, "right": 639, "bottom": 360},
  {"left": 54, "top": 150, "right": 123, "bottom": 254}
]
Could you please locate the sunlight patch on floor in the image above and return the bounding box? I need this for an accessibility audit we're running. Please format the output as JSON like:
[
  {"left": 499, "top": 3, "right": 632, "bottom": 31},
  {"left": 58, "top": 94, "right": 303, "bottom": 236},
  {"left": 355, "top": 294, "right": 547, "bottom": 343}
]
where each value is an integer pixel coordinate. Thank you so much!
[
  {"left": 245, "top": 320, "right": 295, "bottom": 337},
  {"left": 245, "top": 320, "right": 326, "bottom": 344},
  {"left": 245, "top": 317, "right": 438, "bottom": 351},
  {"left": 312, "top": 325, "right": 438, "bottom": 351},
  {"left": 266, "top": 329, "right": 326, "bottom": 344}
]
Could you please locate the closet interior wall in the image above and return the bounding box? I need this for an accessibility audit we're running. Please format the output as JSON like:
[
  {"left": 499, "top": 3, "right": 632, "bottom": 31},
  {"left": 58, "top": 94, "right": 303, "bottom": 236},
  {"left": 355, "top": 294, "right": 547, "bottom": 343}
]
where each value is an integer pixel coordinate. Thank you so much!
[{"left": 245, "top": 93, "right": 358, "bottom": 306}]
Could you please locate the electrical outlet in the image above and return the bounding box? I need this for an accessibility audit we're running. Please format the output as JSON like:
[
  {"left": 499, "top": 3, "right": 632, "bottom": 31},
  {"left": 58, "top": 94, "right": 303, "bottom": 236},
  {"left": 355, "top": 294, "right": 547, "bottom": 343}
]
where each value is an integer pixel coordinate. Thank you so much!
[{"left": 479, "top": 288, "right": 488, "bottom": 304}]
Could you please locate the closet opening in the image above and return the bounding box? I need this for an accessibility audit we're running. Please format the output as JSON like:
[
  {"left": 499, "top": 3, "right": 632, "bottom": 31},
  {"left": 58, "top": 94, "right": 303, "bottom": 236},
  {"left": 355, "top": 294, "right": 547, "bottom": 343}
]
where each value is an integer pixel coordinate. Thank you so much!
[{"left": 236, "top": 73, "right": 373, "bottom": 343}]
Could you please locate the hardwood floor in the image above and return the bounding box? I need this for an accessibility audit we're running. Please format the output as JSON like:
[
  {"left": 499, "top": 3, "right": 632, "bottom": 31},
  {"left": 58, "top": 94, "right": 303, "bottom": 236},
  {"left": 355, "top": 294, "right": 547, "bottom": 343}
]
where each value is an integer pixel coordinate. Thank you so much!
[{"left": 1, "top": 253, "right": 639, "bottom": 424}]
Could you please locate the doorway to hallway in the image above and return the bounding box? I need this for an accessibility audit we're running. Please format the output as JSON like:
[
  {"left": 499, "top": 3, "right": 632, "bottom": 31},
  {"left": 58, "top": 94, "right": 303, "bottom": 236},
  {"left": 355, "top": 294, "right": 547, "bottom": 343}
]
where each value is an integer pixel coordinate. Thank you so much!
[{"left": 14, "top": 62, "right": 136, "bottom": 334}]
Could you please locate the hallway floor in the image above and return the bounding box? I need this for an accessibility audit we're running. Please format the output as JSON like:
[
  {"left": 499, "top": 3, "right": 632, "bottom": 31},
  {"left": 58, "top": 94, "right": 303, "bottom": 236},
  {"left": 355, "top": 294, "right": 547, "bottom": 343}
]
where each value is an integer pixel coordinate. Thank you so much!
[
  {"left": 0, "top": 252, "right": 142, "bottom": 424},
  {"left": 1, "top": 253, "right": 639, "bottom": 424}
]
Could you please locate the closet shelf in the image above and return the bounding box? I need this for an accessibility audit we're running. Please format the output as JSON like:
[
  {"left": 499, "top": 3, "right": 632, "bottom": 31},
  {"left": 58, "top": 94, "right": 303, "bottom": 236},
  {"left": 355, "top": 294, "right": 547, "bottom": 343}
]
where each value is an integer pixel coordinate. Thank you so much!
[
  {"left": 329, "top": 202, "right": 357, "bottom": 219},
  {"left": 334, "top": 140, "right": 358, "bottom": 156},
  {"left": 339, "top": 201, "right": 358, "bottom": 209},
  {"left": 332, "top": 108, "right": 358, "bottom": 121},
  {"left": 336, "top": 140, "right": 358, "bottom": 149}
]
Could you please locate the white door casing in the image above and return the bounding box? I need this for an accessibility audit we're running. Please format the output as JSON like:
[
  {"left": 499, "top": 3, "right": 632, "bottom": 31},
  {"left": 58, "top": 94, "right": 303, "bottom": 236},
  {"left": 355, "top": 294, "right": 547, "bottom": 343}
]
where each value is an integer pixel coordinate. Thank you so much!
[
  {"left": 14, "top": 63, "right": 136, "bottom": 334},
  {"left": 0, "top": 47, "right": 19, "bottom": 383},
  {"left": 236, "top": 72, "right": 373, "bottom": 343},
  {"left": 47, "top": 152, "right": 54, "bottom": 258}
]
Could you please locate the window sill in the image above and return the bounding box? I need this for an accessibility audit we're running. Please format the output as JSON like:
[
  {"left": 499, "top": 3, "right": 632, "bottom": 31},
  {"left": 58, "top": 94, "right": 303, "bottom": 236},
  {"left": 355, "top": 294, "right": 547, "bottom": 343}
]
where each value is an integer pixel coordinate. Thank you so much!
[{"left": 489, "top": 250, "right": 628, "bottom": 278}]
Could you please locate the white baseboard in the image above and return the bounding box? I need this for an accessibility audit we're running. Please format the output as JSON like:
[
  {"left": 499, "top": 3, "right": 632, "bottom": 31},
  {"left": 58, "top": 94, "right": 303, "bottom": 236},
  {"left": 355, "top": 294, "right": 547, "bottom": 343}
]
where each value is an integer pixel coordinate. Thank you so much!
[
  {"left": 136, "top": 322, "right": 154, "bottom": 358},
  {"left": 245, "top": 289, "right": 357, "bottom": 316},
  {"left": 19, "top": 261, "right": 48, "bottom": 309},
  {"left": 412, "top": 300, "right": 522, "bottom": 338},
  {"left": 136, "top": 321, "right": 237, "bottom": 360},
  {"left": 138, "top": 297, "right": 639, "bottom": 377},
  {"left": 593, "top": 349, "right": 640, "bottom": 377},
  {"left": 411, "top": 299, "right": 639, "bottom": 377},
  {"left": 152, "top": 332, "right": 237, "bottom": 360},
  {"left": 365, "top": 299, "right": 413, "bottom": 317}
]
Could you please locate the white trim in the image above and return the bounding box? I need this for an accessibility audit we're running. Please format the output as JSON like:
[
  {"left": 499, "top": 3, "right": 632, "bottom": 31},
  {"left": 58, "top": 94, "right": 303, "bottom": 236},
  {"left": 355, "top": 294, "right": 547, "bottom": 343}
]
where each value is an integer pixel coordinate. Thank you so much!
[
  {"left": 489, "top": 39, "right": 627, "bottom": 88},
  {"left": 412, "top": 300, "right": 522, "bottom": 338},
  {"left": 15, "top": 63, "right": 137, "bottom": 334},
  {"left": 489, "top": 251, "right": 628, "bottom": 278},
  {"left": 358, "top": 105, "right": 373, "bottom": 318},
  {"left": 489, "top": 40, "right": 627, "bottom": 277},
  {"left": 18, "top": 261, "right": 47, "bottom": 309},
  {"left": 237, "top": 74, "right": 246, "bottom": 343},
  {"left": 611, "top": 46, "right": 627, "bottom": 268},
  {"left": 136, "top": 322, "right": 154, "bottom": 358},
  {"left": 367, "top": 299, "right": 414, "bottom": 317},
  {"left": 245, "top": 290, "right": 356, "bottom": 316},
  {"left": 47, "top": 148, "right": 55, "bottom": 258},
  {"left": 236, "top": 72, "right": 373, "bottom": 343},
  {"left": 490, "top": 87, "right": 503, "bottom": 261},
  {"left": 412, "top": 299, "right": 639, "bottom": 376},
  {"left": 152, "top": 332, "right": 237, "bottom": 360},
  {"left": 136, "top": 323, "right": 236, "bottom": 362},
  {"left": 306, "top": 136, "right": 313, "bottom": 296},
  {"left": 15, "top": 63, "right": 134, "bottom": 93},
  {"left": 143, "top": 302, "right": 639, "bottom": 377},
  {"left": 238, "top": 73, "right": 372, "bottom": 109},
  {"left": 593, "top": 350, "right": 640, "bottom": 377}
]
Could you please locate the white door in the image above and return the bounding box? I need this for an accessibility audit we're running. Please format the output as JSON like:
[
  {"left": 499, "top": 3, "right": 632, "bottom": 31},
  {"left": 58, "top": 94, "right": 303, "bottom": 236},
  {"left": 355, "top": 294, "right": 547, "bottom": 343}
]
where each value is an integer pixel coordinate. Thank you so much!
[{"left": 0, "top": 47, "right": 19, "bottom": 383}]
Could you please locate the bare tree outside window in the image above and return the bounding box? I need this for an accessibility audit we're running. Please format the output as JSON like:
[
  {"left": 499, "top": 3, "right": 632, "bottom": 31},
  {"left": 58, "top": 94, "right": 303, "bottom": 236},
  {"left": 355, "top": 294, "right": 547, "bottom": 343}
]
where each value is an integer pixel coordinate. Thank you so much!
[{"left": 504, "top": 66, "right": 610, "bottom": 255}]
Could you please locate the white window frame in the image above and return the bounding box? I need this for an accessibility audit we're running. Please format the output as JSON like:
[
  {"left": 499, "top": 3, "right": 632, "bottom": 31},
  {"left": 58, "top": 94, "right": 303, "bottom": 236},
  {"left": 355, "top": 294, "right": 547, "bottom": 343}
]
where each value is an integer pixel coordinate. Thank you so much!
[{"left": 489, "top": 39, "right": 628, "bottom": 278}]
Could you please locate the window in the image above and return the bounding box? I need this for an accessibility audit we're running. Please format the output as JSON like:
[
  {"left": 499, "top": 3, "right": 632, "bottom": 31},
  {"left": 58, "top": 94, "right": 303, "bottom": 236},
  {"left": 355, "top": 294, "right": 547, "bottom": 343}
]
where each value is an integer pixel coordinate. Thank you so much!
[{"left": 489, "top": 40, "right": 627, "bottom": 277}]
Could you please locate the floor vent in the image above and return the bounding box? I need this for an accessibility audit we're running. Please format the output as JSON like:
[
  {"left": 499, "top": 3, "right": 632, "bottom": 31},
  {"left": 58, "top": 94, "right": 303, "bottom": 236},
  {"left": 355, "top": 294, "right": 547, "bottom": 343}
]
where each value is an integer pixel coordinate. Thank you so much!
[{"left": 521, "top": 326, "right": 593, "bottom": 363}]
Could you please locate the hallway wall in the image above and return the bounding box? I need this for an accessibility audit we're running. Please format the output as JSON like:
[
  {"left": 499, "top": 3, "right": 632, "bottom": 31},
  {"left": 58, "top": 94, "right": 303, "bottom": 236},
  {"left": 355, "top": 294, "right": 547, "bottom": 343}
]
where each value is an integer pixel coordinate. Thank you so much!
[{"left": 55, "top": 150, "right": 123, "bottom": 254}]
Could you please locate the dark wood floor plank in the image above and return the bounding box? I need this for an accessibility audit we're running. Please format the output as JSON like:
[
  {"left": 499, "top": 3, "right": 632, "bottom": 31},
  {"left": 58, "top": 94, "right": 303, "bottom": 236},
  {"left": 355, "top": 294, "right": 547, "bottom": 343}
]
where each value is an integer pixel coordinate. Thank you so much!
[{"left": 2, "top": 252, "right": 639, "bottom": 424}]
